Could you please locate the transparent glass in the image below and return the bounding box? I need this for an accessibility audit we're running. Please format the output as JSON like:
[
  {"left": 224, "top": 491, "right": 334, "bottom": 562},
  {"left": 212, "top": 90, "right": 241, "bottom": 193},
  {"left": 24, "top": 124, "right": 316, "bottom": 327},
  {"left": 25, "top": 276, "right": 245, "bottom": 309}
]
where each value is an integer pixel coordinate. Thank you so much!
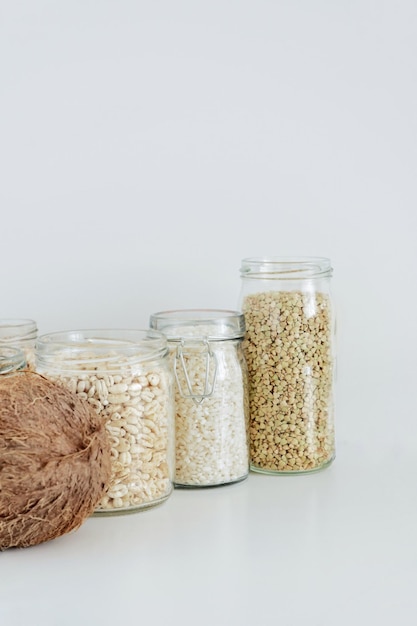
[
  {"left": 0, "top": 346, "right": 27, "bottom": 375},
  {"left": 36, "top": 329, "right": 175, "bottom": 514},
  {"left": 150, "top": 310, "right": 249, "bottom": 488},
  {"left": 239, "top": 257, "right": 336, "bottom": 474},
  {"left": 0, "top": 319, "right": 37, "bottom": 369}
]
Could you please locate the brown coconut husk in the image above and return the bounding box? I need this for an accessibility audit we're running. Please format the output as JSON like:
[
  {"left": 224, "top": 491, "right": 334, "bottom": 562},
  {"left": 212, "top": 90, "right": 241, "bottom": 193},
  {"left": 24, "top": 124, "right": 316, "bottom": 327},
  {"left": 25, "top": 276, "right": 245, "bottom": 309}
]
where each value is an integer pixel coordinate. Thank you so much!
[{"left": 0, "top": 371, "right": 111, "bottom": 550}]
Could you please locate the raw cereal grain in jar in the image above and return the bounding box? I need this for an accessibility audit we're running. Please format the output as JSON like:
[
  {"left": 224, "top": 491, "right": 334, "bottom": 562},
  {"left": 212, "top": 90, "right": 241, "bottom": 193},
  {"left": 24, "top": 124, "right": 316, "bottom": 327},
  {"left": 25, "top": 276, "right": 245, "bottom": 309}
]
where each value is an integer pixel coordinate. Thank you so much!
[
  {"left": 239, "top": 257, "right": 336, "bottom": 474},
  {"left": 150, "top": 310, "right": 249, "bottom": 487},
  {"left": 36, "top": 329, "right": 175, "bottom": 514}
]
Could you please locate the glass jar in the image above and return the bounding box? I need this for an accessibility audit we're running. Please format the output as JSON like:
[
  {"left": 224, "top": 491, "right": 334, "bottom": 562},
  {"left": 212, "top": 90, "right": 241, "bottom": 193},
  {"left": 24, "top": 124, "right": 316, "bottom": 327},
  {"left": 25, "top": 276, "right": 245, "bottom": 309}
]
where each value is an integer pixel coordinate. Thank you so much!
[
  {"left": 239, "top": 257, "right": 335, "bottom": 474},
  {"left": 36, "top": 329, "right": 175, "bottom": 514},
  {"left": 150, "top": 310, "right": 249, "bottom": 488},
  {"left": 0, "top": 346, "right": 27, "bottom": 375},
  {"left": 0, "top": 319, "right": 37, "bottom": 369}
]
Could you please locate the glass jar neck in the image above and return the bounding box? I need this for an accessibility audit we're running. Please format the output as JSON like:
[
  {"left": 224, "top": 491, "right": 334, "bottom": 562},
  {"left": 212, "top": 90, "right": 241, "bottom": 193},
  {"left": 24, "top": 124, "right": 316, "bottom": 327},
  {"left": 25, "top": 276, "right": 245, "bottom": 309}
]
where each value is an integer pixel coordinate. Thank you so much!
[
  {"left": 0, "top": 347, "right": 27, "bottom": 374},
  {"left": 0, "top": 319, "right": 37, "bottom": 343},
  {"left": 149, "top": 309, "right": 245, "bottom": 341},
  {"left": 240, "top": 257, "right": 332, "bottom": 280},
  {"left": 36, "top": 329, "right": 168, "bottom": 374}
]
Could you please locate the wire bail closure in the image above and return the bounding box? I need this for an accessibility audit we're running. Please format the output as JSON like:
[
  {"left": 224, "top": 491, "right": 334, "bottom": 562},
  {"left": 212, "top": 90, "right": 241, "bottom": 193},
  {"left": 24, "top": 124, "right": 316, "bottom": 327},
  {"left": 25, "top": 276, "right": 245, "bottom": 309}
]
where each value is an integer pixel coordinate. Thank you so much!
[{"left": 174, "top": 339, "right": 218, "bottom": 405}]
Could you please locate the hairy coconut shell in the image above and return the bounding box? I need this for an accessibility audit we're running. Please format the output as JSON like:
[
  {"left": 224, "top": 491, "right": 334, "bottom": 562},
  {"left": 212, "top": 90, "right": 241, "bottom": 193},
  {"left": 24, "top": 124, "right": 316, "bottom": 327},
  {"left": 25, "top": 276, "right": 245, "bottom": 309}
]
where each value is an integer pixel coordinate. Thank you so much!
[{"left": 0, "top": 371, "right": 111, "bottom": 550}]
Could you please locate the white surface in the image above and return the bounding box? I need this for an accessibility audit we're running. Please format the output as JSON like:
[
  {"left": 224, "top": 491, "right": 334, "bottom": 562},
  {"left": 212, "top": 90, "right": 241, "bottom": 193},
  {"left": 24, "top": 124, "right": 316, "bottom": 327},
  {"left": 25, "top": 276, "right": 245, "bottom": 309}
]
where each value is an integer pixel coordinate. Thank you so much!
[
  {"left": 1, "top": 1, "right": 416, "bottom": 624},
  {"left": 1, "top": 446, "right": 417, "bottom": 626}
]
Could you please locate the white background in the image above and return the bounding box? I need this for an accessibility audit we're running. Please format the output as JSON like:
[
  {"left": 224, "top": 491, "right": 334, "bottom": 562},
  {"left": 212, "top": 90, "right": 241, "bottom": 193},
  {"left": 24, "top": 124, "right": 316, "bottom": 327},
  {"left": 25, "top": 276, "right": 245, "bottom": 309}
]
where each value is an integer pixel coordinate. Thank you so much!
[{"left": 1, "top": 1, "right": 416, "bottom": 625}]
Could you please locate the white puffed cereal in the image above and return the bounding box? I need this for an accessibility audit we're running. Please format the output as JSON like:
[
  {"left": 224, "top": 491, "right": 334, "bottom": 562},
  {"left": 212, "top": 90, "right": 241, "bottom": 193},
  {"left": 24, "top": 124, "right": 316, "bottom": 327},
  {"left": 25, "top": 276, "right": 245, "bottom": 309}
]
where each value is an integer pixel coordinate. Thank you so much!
[
  {"left": 116, "top": 439, "right": 130, "bottom": 453},
  {"left": 148, "top": 373, "right": 160, "bottom": 386},
  {"left": 88, "top": 397, "right": 103, "bottom": 411},
  {"left": 95, "top": 379, "right": 108, "bottom": 398},
  {"left": 68, "top": 379, "right": 77, "bottom": 394},
  {"left": 168, "top": 330, "right": 249, "bottom": 487},
  {"left": 141, "top": 390, "right": 154, "bottom": 403},
  {"left": 109, "top": 383, "right": 129, "bottom": 394},
  {"left": 103, "top": 375, "right": 114, "bottom": 388},
  {"left": 119, "top": 451, "right": 132, "bottom": 466},
  {"left": 107, "top": 393, "right": 130, "bottom": 404},
  {"left": 40, "top": 347, "right": 174, "bottom": 512},
  {"left": 107, "top": 484, "right": 128, "bottom": 499},
  {"left": 129, "top": 382, "right": 142, "bottom": 394}
]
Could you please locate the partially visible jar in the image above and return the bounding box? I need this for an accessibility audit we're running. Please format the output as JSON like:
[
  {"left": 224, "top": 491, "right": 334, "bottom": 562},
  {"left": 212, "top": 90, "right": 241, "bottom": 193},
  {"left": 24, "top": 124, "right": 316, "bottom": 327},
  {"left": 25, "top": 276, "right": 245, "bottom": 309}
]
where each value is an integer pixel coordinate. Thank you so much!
[
  {"left": 239, "top": 257, "right": 336, "bottom": 474},
  {"left": 36, "top": 329, "right": 174, "bottom": 514},
  {"left": 0, "top": 346, "right": 27, "bottom": 375},
  {"left": 150, "top": 309, "right": 249, "bottom": 488},
  {"left": 0, "top": 319, "right": 37, "bottom": 369}
]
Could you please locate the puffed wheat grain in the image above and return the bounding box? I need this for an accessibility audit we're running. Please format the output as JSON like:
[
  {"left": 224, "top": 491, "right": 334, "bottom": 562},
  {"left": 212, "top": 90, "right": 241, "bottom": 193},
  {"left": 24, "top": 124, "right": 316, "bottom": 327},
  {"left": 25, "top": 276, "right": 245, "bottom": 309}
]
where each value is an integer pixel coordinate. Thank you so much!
[
  {"left": 242, "top": 290, "right": 334, "bottom": 473},
  {"left": 41, "top": 359, "right": 173, "bottom": 511},
  {"left": 170, "top": 340, "right": 249, "bottom": 487}
]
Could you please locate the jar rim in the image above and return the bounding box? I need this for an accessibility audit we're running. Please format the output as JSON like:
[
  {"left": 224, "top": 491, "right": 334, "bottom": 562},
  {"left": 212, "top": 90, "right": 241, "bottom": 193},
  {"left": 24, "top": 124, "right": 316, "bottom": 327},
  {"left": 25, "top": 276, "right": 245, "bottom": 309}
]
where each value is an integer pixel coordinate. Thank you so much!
[
  {"left": 0, "top": 319, "right": 38, "bottom": 342},
  {"left": 240, "top": 256, "right": 332, "bottom": 279},
  {"left": 150, "top": 309, "right": 245, "bottom": 341},
  {"left": 36, "top": 329, "right": 168, "bottom": 372},
  {"left": 0, "top": 346, "right": 27, "bottom": 374}
]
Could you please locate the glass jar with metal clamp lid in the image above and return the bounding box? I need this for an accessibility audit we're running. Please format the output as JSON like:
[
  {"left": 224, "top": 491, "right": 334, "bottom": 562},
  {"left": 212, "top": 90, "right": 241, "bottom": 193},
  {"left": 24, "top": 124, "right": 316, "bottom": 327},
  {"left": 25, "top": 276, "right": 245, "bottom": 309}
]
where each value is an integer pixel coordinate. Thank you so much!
[{"left": 149, "top": 310, "right": 250, "bottom": 488}]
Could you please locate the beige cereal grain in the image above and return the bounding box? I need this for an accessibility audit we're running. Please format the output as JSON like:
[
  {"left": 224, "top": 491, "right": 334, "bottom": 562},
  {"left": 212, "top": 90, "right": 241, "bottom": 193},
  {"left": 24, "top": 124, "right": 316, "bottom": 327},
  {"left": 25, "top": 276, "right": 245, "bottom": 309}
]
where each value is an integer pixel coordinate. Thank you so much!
[
  {"left": 242, "top": 290, "right": 334, "bottom": 472},
  {"left": 41, "top": 359, "right": 173, "bottom": 511}
]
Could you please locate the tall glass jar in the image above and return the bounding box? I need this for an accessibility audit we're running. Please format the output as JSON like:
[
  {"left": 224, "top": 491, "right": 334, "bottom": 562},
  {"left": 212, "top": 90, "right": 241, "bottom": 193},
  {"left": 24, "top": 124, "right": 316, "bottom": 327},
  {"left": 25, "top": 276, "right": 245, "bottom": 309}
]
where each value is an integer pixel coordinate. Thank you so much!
[
  {"left": 0, "top": 319, "right": 37, "bottom": 369},
  {"left": 36, "top": 329, "right": 174, "bottom": 514},
  {"left": 150, "top": 310, "right": 249, "bottom": 488},
  {"left": 239, "top": 257, "right": 335, "bottom": 474}
]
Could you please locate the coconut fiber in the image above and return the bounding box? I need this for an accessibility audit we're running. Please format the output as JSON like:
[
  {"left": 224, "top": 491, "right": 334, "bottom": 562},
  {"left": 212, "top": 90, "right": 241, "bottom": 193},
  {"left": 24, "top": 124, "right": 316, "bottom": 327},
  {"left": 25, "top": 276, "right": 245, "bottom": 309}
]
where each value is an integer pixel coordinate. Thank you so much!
[{"left": 0, "top": 371, "right": 111, "bottom": 550}]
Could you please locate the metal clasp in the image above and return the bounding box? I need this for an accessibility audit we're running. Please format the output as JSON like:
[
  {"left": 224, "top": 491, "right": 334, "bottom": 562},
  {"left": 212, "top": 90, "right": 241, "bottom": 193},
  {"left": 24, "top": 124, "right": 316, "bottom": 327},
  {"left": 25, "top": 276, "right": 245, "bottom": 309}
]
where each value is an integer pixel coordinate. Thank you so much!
[{"left": 174, "top": 338, "right": 218, "bottom": 405}]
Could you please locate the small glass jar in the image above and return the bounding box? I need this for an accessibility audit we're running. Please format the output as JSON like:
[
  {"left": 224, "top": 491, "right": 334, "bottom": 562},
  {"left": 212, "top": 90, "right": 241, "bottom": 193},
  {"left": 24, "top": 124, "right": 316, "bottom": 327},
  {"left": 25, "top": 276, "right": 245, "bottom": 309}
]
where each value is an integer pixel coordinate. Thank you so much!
[
  {"left": 150, "top": 309, "right": 249, "bottom": 488},
  {"left": 0, "top": 319, "right": 37, "bottom": 369},
  {"left": 239, "top": 257, "right": 336, "bottom": 474},
  {"left": 0, "top": 346, "right": 27, "bottom": 375},
  {"left": 36, "top": 329, "right": 175, "bottom": 514}
]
